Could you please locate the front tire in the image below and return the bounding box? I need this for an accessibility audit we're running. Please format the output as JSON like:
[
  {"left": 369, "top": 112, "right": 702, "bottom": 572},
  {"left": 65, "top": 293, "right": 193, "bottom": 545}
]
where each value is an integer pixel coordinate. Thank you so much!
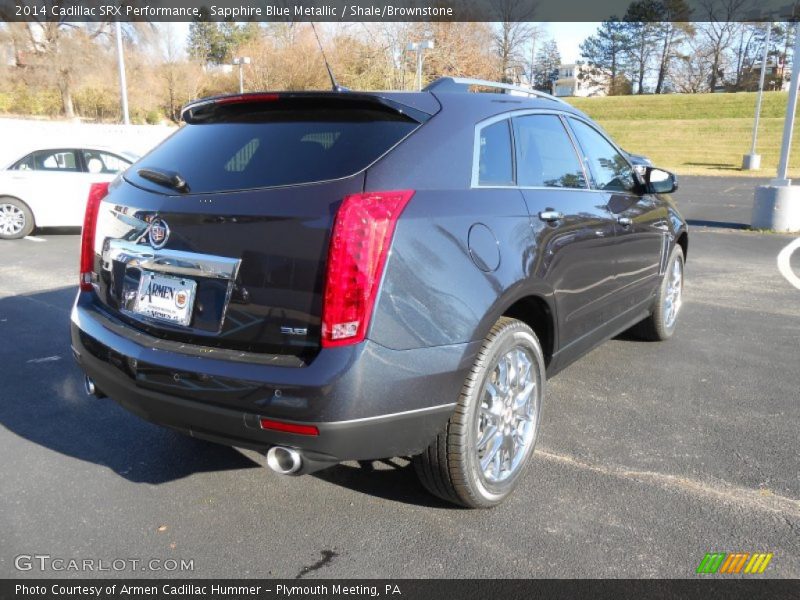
[
  {"left": 0, "top": 197, "right": 34, "bottom": 239},
  {"left": 631, "top": 245, "right": 684, "bottom": 341},
  {"left": 414, "top": 317, "right": 545, "bottom": 508}
]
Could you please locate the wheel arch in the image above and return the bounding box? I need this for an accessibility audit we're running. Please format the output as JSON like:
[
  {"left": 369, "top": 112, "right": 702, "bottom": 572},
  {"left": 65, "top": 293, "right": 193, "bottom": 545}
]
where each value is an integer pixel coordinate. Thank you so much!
[
  {"left": 676, "top": 230, "right": 688, "bottom": 261},
  {"left": 498, "top": 293, "right": 556, "bottom": 368}
]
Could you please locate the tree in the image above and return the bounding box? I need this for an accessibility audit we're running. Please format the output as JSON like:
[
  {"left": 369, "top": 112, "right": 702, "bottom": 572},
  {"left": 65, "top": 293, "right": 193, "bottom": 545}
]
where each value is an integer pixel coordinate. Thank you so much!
[
  {"left": 579, "top": 19, "right": 630, "bottom": 95},
  {"left": 533, "top": 39, "right": 561, "bottom": 92},
  {"left": 623, "top": 0, "right": 678, "bottom": 94},
  {"left": 490, "top": 0, "right": 535, "bottom": 83},
  {"left": 696, "top": 0, "right": 750, "bottom": 91}
]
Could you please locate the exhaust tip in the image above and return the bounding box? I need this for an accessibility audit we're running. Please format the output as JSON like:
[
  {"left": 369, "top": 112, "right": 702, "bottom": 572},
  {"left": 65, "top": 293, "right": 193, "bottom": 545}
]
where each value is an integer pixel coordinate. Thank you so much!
[
  {"left": 84, "top": 375, "right": 106, "bottom": 398},
  {"left": 266, "top": 446, "right": 302, "bottom": 475}
]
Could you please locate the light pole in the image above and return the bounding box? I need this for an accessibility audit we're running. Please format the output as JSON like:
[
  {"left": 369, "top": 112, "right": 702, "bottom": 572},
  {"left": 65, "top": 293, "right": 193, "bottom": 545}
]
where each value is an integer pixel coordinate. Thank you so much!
[
  {"left": 406, "top": 40, "right": 434, "bottom": 91},
  {"left": 233, "top": 56, "right": 251, "bottom": 94},
  {"left": 115, "top": 21, "right": 130, "bottom": 125},
  {"left": 742, "top": 23, "right": 772, "bottom": 170},
  {"left": 751, "top": 23, "right": 800, "bottom": 232}
]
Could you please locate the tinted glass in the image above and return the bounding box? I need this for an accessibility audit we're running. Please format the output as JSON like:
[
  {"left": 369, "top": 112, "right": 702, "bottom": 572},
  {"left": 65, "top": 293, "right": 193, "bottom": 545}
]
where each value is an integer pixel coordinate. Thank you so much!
[
  {"left": 512, "top": 115, "right": 587, "bottom": 188},
  {"left": 83, "top": 150, "right": 130, "bottom": 174},
  {"left": 569, "top": 119, "right": 637, "bottom": 193},
  {"left": 21, "top": 150, "right": 79, "bottom": 172},
  {"left": 126, "top": 107, "right": 418, "bottom": 193},
  {"left": 477, "top": 120, "right": 514, "bottom": 186}
]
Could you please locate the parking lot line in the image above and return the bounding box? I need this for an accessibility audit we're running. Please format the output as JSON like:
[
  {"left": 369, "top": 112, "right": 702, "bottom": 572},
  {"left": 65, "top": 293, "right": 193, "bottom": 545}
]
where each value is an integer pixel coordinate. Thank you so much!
[
  {"left": 537, "top": 449, "right": 800, "bottom": 519},
  {"left": 777, "top": 237, "right": 800, "bottom": 290},
  {"left": 23, "top": 236, "right": 46, "bottom": 242}
]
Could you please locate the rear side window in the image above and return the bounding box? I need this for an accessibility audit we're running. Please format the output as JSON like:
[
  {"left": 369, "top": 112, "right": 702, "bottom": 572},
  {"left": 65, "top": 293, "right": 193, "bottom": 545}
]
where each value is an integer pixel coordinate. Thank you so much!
[
  {"left": 477, "top": 120, "right": 514, "bottom": 186},
  {"left": 126, "top": 105, "right": 419, "bottom": 194},
  {"left": 512, "top": 115, "right": 587, "bottom": 189}
]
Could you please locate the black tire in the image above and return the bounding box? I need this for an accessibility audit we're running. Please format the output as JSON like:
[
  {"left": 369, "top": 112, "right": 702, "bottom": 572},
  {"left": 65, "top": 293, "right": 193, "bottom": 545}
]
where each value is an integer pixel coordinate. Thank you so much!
[
  {"left": 630, "top": 245, "right": 684, "bottom": 341},
  {"left": 413, "top": 317, "right": 545, "bottom": 508},
  {"left": 0, "top": 197, "right": 35, "bottom": 240}
]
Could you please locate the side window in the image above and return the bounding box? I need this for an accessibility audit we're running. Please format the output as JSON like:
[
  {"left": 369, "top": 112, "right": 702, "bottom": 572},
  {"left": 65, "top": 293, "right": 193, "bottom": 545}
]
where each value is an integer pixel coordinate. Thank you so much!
[
  {"left": 477, "top": 120, "right": 514, "bottom": 186},
  {"left": 512, "top": 115, "right": 587, "bottom": 189},
  {"left": 568, "top": 119, "right": 637, "bottom": 193},
  {"left": 32, "top": 150, "right": 79, "bottom": 172},
  {"left": 12, "top": 153, "right": 35, "bottom": 170},
  {"left": 82, "top": 150, "right": 130, "bottom": 174}
]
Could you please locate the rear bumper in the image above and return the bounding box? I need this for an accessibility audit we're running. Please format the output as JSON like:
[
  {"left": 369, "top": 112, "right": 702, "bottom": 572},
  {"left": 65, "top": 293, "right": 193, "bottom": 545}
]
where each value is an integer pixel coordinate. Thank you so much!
[{"left": 71, "top": 293, "right": 477, "bottom": 464}]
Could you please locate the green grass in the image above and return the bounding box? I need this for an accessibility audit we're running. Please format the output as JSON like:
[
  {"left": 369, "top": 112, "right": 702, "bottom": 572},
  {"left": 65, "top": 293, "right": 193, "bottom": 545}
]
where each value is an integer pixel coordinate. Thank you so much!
[{"left": 565, "top": 92, "right": 800, "bottom": 177}]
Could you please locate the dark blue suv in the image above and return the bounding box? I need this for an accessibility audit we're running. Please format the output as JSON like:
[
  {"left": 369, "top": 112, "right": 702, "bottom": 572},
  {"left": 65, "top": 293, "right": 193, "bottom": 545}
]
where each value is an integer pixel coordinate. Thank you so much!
[{"left": 72, "top": 78, "right": 687, "bottom": 508}]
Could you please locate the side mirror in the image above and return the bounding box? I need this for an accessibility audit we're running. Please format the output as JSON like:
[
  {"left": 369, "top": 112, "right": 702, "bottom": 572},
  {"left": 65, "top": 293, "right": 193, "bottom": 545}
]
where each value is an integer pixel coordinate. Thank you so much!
[{"left": 645, "top": 167, "right": 678, "bottom": 194}]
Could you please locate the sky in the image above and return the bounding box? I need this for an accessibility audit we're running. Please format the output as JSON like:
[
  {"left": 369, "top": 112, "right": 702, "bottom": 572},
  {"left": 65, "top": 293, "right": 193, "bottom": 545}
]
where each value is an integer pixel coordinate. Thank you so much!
[
  {"left": 547, "top": 22, "right": 600, "bottom": 63},
  {"left": 165, "top": 21, "right": 599, "bottom": 65}
]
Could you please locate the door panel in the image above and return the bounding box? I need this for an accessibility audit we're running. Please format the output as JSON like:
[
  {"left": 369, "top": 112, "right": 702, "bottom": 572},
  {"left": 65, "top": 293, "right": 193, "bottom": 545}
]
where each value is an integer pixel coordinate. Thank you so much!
[
  {"left": 607, "top": 192, "right": 670, "bottom": 311},
  {"left": 510, "top": 114, "right": 619, "bottom": 350},
  {"left": 523, "top": 189, "right": 618, "bottom": 349}
]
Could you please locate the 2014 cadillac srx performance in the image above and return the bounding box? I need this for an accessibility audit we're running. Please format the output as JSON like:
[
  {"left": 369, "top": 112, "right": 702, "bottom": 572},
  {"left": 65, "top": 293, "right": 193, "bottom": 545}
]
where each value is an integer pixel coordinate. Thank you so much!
[{"left": 71, "top": 78, "right": 687, "bottom": 508}]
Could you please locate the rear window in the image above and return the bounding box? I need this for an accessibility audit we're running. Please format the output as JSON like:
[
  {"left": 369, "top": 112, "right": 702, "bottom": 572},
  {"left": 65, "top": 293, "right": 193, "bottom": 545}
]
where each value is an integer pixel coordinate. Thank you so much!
[{"left": 126, "top": 104, "right": 420, "bottom": 194}]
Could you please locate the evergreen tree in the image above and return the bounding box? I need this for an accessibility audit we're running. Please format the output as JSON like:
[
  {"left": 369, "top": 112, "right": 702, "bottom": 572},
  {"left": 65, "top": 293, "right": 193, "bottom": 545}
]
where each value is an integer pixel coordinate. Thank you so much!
[
  {"left": 579, "top": 19, "right": 630, "bottom": 95},
  {"left": 533, "top": 39, "right": 561, "bottom": 92}
]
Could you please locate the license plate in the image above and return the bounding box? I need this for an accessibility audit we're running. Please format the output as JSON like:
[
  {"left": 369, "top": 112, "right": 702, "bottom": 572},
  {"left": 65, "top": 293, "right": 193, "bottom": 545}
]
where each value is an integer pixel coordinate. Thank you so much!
[{"left": 133, "top": 271, "right": 197, "bottom": 327}]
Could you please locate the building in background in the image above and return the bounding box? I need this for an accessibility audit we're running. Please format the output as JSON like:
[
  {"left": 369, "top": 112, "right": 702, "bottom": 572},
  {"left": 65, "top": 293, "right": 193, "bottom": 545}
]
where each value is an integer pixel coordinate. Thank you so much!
[{"left": 551, "top": 63, "right": 609, "bottom": 97}]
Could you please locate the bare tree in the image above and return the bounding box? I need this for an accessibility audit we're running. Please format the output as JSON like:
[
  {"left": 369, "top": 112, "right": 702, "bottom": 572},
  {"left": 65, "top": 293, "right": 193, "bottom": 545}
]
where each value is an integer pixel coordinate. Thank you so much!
[
  {"left": 491, "top": 0, "right": 536, "bottom": 82},
  {"left": 696, "top": 0, "right": 751, "bottom": 91}
]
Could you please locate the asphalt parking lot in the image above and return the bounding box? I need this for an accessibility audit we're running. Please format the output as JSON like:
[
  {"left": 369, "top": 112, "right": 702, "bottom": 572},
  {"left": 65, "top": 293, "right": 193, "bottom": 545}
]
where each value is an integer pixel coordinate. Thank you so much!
[{"left": 1, "top": 176, "right": 798, "bottom": 579}]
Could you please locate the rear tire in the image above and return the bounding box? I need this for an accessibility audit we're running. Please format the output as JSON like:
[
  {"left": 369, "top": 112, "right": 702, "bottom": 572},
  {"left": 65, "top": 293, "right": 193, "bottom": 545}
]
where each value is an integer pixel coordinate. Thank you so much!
[
  {"left": 631, "top": 245, "right": 684, "bottom": 341},
  {"left": 414, "top": 317, "right": 545, "bottom": 508},
  {"left": 0, "top": 197, "right": 34, "bottom": 240}
]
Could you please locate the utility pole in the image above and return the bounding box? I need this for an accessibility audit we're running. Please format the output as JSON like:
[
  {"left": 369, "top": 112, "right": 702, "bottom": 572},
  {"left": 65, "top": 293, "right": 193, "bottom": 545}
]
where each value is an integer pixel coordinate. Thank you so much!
[
  {"left": 751, "top": 23, "right": 800, "bottom": 231},
  {"left": 742, "top": 23, "right": 771, "bottom": 170},
  {"left": 115, "top": 21, "right": 130, "bottom": 125}
]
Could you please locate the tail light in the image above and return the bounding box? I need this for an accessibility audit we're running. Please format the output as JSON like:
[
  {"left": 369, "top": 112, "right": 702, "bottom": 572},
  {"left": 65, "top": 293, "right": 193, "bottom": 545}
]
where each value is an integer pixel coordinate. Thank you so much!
[
  {"left": 79, "top": 182, "right": 110, "bottom": 291},
  {"left": 321, "top": 190, "right": 414, "bottom": 348}
]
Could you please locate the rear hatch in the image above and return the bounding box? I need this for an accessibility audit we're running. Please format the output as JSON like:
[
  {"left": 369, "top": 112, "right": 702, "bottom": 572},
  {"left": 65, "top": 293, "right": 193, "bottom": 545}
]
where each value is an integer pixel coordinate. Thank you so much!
[{"left": 89, "top": 93, "right": 431, "bottom": 359}]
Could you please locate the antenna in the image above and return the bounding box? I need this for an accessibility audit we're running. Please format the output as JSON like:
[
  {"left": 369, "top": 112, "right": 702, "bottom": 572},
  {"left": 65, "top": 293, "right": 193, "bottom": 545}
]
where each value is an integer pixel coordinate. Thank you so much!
[{"left": 310, "top": 23, "right": 345, "bottom": 92}]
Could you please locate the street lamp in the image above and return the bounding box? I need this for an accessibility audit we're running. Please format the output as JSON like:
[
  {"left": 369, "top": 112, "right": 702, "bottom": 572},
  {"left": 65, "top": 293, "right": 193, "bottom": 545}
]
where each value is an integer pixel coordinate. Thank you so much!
[
  {"left": 115, "top": 21, "right": 130, "bottom": 125},
  {"left": 232, "top": 56, "right": 251, "bottom": 94},
  {"left": 406, "top": 40, "right": 434, "bottom": 91},
  {"left": 742, "top": 23, "right": 771, "bottom": 170},
  {"left": 751, "top": 24, "right": 800, "bottom": 232}
]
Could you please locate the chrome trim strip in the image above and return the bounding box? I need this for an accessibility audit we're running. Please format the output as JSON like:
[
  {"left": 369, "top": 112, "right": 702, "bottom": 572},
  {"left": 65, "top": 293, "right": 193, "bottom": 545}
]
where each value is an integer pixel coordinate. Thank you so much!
[
  {"left": 316, "top": 403, "right": 457, "bottom": 427},
  {"left": 103, "top": 239, "right": 241, "bottom": 281}
]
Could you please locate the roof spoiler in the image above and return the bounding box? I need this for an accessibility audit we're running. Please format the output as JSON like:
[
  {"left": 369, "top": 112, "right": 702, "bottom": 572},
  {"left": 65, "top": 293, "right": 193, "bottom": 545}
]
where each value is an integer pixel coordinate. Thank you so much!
[{"left": 424, "top": 77, "right": 570, "bottom": 106}]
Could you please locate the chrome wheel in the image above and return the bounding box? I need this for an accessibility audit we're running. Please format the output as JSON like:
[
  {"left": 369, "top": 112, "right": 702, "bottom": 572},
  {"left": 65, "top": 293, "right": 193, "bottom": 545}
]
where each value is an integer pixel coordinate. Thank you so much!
[
  {"left": 0, "top": 203, "right": 25, "bottom": 237},
  {"left": 664, "top": 256, "right": 683, "bottom": 328},
  {"left": 476, "top": 346, "right": 539, "bottom": 484}
]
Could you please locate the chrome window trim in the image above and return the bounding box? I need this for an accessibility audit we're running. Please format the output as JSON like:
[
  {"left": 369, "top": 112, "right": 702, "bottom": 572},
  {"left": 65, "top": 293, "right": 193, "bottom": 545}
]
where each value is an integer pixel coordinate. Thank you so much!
[{"left": 471, "top": 108, "right": 593, "bottom": 192}]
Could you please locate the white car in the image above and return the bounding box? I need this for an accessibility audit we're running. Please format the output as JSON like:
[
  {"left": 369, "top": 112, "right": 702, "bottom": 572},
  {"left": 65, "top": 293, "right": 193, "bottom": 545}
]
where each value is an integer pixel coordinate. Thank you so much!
[{"left": 0, "top": 146, "right": 136, "bottom": 239}]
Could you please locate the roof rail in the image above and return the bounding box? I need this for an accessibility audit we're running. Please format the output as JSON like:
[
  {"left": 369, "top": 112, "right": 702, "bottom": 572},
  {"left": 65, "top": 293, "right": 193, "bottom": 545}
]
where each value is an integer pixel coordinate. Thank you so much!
[{"left": 423, "top": 77, "right": 571, "bottom": 106}]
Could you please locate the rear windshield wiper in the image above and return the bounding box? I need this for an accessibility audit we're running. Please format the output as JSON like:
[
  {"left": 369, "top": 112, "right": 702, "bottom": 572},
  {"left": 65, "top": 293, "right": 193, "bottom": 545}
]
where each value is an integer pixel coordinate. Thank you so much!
[{"left": 137, "top": 167, "right": 190, "bottom": 193}]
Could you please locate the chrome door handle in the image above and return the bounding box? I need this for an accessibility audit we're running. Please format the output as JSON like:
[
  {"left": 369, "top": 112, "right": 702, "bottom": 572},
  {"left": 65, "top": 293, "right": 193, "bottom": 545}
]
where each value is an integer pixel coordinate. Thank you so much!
[
  {"left": 539, "top": 210, "right": 564, "bottom": 223},
  {"left": 618, "top": 216, "right": 633, "bottom": 227}
]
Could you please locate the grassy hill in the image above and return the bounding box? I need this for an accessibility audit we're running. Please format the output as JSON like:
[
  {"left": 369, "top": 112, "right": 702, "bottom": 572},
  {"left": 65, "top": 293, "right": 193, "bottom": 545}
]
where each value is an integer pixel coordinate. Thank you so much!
[{"left": 565, "top": 92, "right": 800, "bottom": 177}]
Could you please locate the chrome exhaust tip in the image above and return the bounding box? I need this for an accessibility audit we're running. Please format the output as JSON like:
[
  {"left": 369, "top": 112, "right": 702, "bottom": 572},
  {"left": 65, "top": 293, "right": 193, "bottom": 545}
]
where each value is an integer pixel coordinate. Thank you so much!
[
  {"left": 266, "top": 446, "right": 302, "bottom": 475},
  {"left": 84, "top": 375, "right": 106, "bottom": 398}
]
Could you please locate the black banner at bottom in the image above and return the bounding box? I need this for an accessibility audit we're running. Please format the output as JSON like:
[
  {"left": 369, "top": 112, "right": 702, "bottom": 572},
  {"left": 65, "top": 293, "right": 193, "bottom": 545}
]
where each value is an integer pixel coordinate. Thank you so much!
[{"left": 1, "top": 579, "right": 798, "bottom": 600}]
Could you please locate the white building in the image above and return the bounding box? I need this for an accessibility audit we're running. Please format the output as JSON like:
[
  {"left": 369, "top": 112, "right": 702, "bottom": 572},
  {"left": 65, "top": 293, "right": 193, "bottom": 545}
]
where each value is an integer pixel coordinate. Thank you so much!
[{"left": 551, "top": 64, "right": 609, "bottom": 97}]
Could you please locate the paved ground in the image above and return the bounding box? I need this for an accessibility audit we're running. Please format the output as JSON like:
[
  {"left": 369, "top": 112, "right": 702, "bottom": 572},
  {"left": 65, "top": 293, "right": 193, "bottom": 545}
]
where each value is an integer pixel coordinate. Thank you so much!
[{"left": 0, "top": 177, "right": 798, "bottom": 579}]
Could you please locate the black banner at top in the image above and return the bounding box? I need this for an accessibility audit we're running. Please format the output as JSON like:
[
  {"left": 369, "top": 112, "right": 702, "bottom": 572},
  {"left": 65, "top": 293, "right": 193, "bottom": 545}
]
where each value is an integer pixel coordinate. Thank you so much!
[{"left": 0, "top": 0, "right": 798, "bottom": 23}]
